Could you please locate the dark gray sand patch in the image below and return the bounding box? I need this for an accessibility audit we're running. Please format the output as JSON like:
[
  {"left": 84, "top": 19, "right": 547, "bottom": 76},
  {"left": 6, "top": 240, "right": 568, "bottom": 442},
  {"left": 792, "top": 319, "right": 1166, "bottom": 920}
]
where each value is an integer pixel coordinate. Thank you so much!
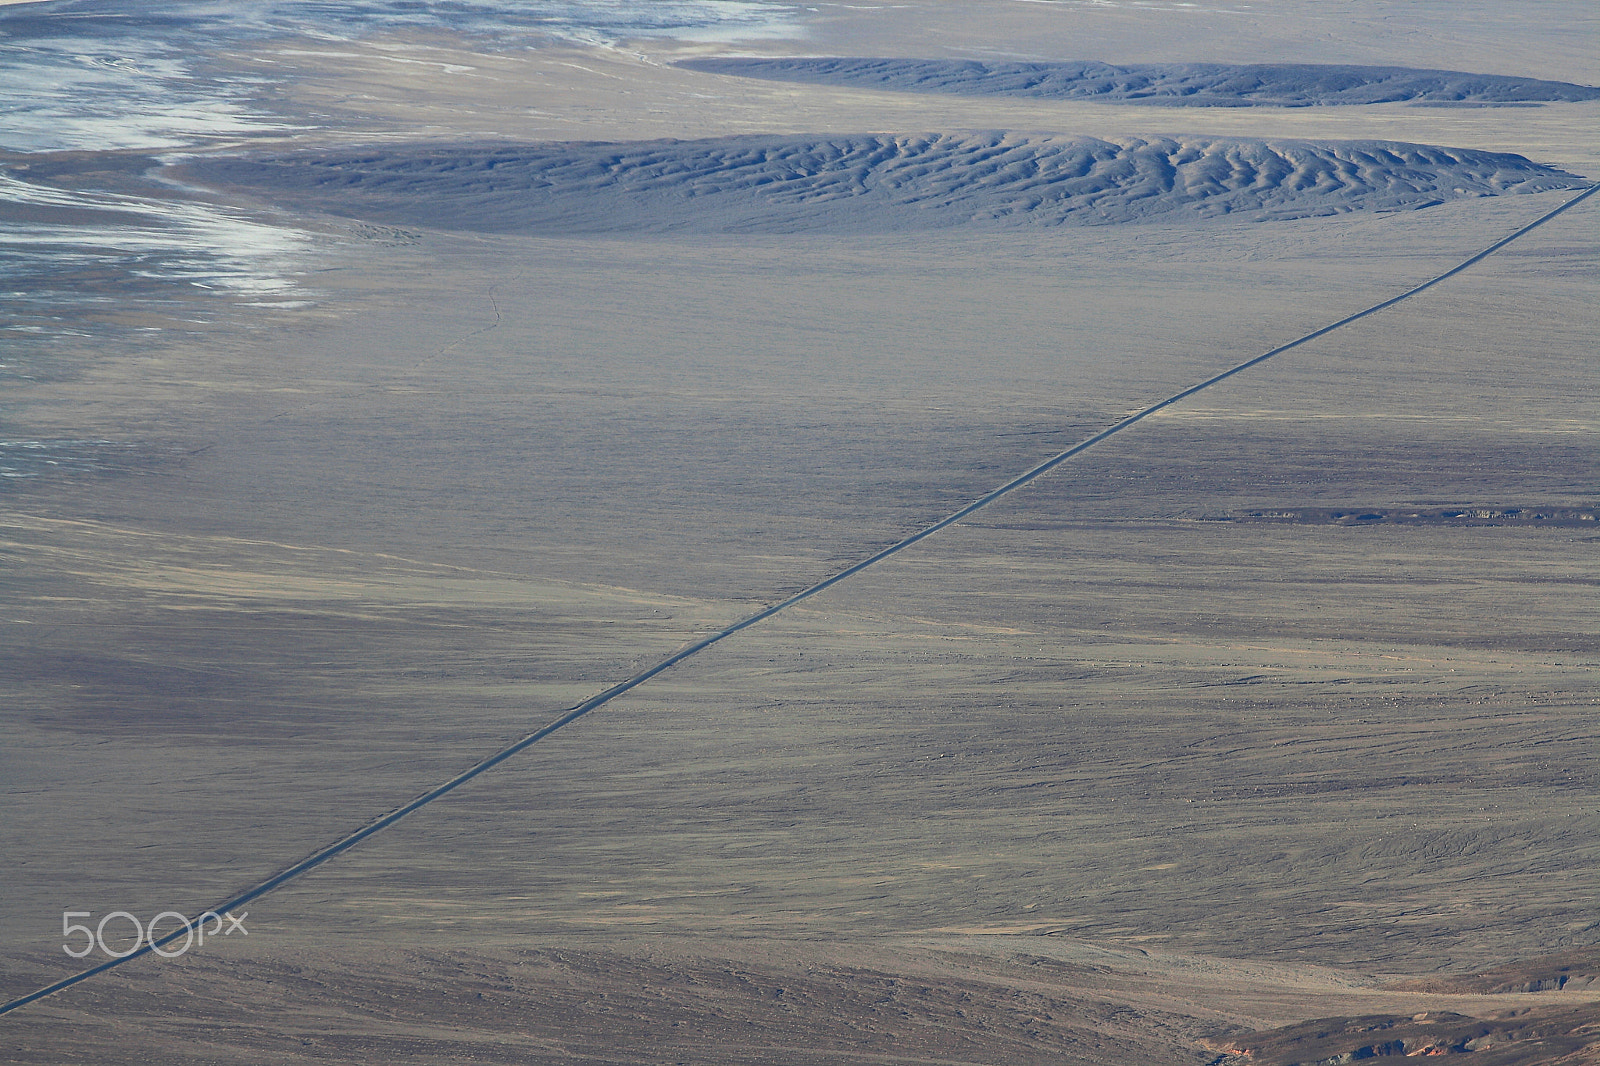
[
  {"left": 1205, "top": 505, "right": 1600, "bottom": 527},
  {"left": 181, "top": 133, "right": 1587, "bottom": 235},
  {"left": 976, "top": 506, "right": 1600, "bottom": 530},
  {"left": 678, "top": 58, "right": 1600, "bottom": 108}
]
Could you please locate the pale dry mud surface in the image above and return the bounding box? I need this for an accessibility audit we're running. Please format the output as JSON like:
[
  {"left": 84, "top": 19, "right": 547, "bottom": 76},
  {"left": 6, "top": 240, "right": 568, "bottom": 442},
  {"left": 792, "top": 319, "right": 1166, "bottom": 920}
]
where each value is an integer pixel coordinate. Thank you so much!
[
  {"left": 2, "top": 0, "right": 1599, "bottom": 1063},
  {"left": 4, "top": 206, "right": 1596, "bottom": 1063}
]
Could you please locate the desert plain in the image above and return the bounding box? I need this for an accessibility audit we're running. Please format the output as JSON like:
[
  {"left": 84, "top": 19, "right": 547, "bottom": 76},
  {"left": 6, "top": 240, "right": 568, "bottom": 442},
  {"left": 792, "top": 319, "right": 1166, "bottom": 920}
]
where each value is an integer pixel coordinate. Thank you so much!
[{"left": 1, "top": 0, "right": 1597, "bottom": 1062}]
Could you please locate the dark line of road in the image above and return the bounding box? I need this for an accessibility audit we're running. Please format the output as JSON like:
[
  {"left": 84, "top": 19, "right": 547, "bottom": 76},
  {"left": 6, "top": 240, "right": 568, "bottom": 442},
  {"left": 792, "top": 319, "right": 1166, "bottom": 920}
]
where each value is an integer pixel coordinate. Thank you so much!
[{"left": 4, "top": 180, "right": 1595, "bottom": 1017}]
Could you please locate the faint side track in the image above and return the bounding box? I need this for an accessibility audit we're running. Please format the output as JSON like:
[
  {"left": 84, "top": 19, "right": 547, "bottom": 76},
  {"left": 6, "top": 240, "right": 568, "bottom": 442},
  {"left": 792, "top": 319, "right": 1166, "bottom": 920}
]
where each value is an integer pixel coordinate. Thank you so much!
[{"left": 3, "top": 180, "right": 1595, "bottom": 1018}]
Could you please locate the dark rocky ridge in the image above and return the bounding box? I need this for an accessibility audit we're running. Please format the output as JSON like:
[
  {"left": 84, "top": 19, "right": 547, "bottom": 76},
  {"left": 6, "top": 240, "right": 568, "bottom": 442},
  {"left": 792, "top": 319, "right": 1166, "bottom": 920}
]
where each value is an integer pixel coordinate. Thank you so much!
[
  {"left": 183, "top": 133, "right": 1587, "bottom": 234},
  {"left": 1213, "top": 1004, "right": 1600, "bottom": 1065},
  {"left": 679, "top": 58, "right": 1600, "bottom": 107}
]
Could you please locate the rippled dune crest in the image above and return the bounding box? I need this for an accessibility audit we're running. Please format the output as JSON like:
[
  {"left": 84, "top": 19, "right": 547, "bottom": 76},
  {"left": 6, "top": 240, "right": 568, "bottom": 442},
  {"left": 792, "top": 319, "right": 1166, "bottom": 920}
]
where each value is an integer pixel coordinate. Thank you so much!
[{"left": 680, "top": 57, "right": 1600, "bottom": 107}]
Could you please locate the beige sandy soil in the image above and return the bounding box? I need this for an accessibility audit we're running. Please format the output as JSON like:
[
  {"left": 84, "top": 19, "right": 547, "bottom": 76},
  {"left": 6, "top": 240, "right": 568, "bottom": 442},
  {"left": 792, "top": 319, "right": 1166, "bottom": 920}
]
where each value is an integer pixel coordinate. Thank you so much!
[{"left": 1, "top": 0, "right": 1597, "bottom": 1062}]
